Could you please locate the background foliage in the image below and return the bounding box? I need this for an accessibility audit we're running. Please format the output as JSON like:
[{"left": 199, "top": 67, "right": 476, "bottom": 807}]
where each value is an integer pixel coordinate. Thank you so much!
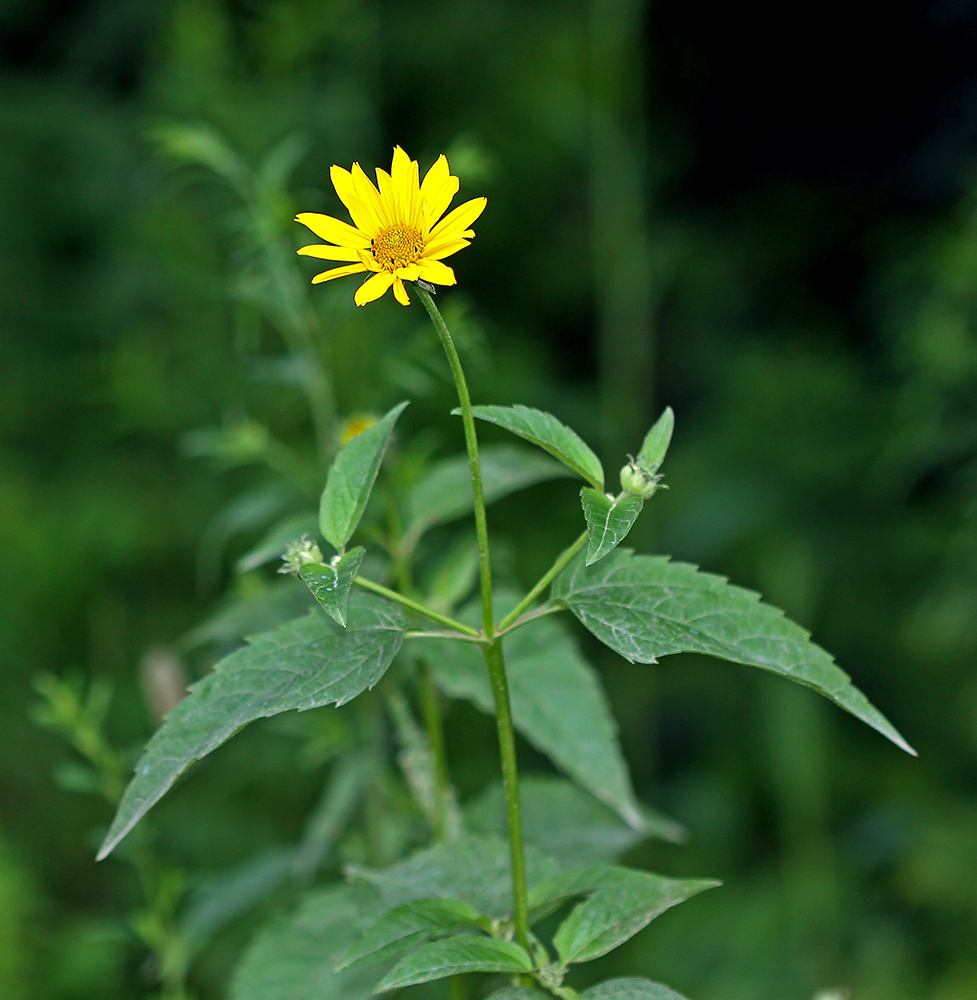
[{"left": 2, "top": 0, "right": 977, "bottom": 997}]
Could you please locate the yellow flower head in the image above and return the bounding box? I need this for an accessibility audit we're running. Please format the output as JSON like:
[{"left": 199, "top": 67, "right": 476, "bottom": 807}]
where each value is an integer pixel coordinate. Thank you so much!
[{"left": 295, "top": 146, "right": 487, "bottom": 307}]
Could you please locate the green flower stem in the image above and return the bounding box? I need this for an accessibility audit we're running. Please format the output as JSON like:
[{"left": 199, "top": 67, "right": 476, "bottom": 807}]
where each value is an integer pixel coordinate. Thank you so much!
[
  {"left": 498, "top": 529, "right": 589, "bottom": 632},
  {"left": 416, "top": 286, "right": 495, "bottom": 638},
  {"left": 482, "top": 638, "right": 531, "bottom": 952},
  {"left": 417, "top": 285, "right": 531, "bottom": 955},
  {"left": 353, "top": 577, "right": 479, "bottom": 638}
]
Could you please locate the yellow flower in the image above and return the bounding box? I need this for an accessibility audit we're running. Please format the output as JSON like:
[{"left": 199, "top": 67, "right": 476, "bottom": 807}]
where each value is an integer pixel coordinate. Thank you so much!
[{"left": 295, "top": 146, "right": 487, "bottom": 307}]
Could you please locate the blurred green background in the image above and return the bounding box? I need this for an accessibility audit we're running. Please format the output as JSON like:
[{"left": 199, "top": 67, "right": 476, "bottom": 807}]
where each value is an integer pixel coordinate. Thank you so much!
[{"left": 3, "top": 0, "right": 977, "bottom": 998}]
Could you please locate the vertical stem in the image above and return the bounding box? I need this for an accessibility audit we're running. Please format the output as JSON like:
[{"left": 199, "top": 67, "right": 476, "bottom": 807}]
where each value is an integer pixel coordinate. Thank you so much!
[
  {"left": 482, "top": 639, "right": 531, "bottom": 951},
  {"left": 416, "top": 286, "right": 495, "bottom": 638},
  {"left": 416, "top": 285, "right": 531, "bottom": 952}
]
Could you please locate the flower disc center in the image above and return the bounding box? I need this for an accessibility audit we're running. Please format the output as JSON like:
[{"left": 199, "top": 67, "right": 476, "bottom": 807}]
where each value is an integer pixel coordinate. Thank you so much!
[{"left": 371, "top": 224, "right": 425, "bottom": 271}]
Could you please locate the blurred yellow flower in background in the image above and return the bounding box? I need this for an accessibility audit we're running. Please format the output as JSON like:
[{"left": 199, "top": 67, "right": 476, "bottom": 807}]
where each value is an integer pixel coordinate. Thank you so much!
[{"left": 296, "top": 146, "right": 486, "bottom": 306}]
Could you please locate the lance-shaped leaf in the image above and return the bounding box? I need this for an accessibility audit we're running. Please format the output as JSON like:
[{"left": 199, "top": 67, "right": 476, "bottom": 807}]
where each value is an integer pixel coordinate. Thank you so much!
[
  {"left": 377, "top": 934, "right": 534, "bottom": 991},
  {"left": 463, "top": 404, "right": 605, "bottom": 489},
  {"left": 229, "top": 884, "right": 388, "bottom": 1000},
  {"left": 636, "top": 407, "right": 674, "bottom": 474},
  {"left": 551, "top": 866, "right": 719, "bottom": 965},
  {"left": 581, "top": 489, "right": 644, "bottom": 565},
  {"left": 418, "top": 613, "right": 644, "bottom": 828},
  {"left": 319, "top": 401, "right": 408, "bottom": 551},
  {"left": 405, "top": 445, "right": 572, "bottom": 542},
  {"left": 583, "top": 979, "right": 690, "bottom": 1000},
  {"left": 338, "top": 898, "right": 483, "bottom": 970},
  {"left": 300, "top": 547, "right": 365, "bottom": 627},
  {"left": 553, "top": 550, "right": 915, "bottom": 755},
  {"left": 96, "top": 594, "right": 405, "bottom": 860}
]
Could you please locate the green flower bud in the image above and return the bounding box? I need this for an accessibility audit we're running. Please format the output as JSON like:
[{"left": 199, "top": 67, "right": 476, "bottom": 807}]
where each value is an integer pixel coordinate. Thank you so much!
[
  {"left": 279, "top": 536, "right": 324, "bottom": 575},
  {"left": 620, "top": 460, "right": 662, "bottom": 500}
]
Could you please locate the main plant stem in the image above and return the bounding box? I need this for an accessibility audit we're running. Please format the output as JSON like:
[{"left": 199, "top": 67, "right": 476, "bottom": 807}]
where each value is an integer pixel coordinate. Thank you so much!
[{"left": 416, "top": 285, "right": 531, "bottom": 952}]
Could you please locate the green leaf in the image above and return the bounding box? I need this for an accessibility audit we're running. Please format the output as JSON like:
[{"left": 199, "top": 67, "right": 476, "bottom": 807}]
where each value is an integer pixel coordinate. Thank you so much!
[
  {"left": 419, "top": 612, "right": 644, "bottom": 828},
  {"left": 319, "top": 401, "right": 408, "bottom": 550},
  {"left": 235, "top": 511, "right": 319, "bottom": 573},
  {"left": 465, "top": 777, "right": 685, "bottom": 869},
  {"left": 377, "top": 934, "right": 534, "bottom": 990},
  {"left": 583, "top": 979, "right": 690, "bottom": 1000},
  {"left": 635, "top": 407, "right": 674, "bottom": 474},
  {"left": 346, "top": 834, "right": 561, "bottom": 919},
  {"left": 338, "top": 898, "right": 483, "bottom": 970},
  {"left": 551, "top": 866, "right": 719, "bottom": 964},
  {"left": 581, "top": 489, "right": 644, "bottom": 565},
  {"left": 405, "top": 445, "right": 573, "bottom": 542},
  {"left": 300, "top": 547, "right": 365, "bottom": 627},
  {"left": 229, "top": 884, "right": 388, "bottom": 1000},
  {"left": 97, "top": 594, "right": 405, "bottom": 860},
  {"left": 554, "top": 550, "right": 916, "bottom": 755},
  {"left": 464, "top": 404, "right": 605, "bottom": 489}
]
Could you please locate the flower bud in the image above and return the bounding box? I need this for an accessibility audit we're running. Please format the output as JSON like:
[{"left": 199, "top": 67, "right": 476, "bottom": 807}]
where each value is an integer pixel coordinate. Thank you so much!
[
  {"left": 279, "top": 536, "right": 324, "bottom": 575},
  {"left": 620, "top": 460, "right": 662, "bottom": 500}
]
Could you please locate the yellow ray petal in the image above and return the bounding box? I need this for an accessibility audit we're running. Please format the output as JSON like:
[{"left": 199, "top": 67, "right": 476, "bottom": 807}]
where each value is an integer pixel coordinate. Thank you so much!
[
  {"left": 354, "top": 270, "right": 395, "bottom": 306},
  {"left": 295, "top": 213, "right": 371, "bottom": 248},
  {"left": 351, "top": 162, "right": 390, "bottom": 230},
  {"left": 393, "top": 276, "right": 411, "bottom": 306},
  {"left": 428, "top": 197, "right": 487, "bottom": 243},
  {"left": 375, "top": 167, "right": 397, "bottom": 219},
  {"left": 420, "top": 154, "right": 450, "bottom": 205},
  {"left": 396, "top": 263, "right": 421, "bottom": 281},
  {"left": 311, "top": 262, "right": 368, "bottom": 284},
  {"left": 329, "top": 166, "right": 379, "bottom": 235},
  {"left": 416, "top": 258, "right": 457, "bottom": 286},
  {"left": 297, "top": 244, "right": 363, "bottom": 262},
  {"left": 424, "top": 237, "right": 470, "bottom": 261}
]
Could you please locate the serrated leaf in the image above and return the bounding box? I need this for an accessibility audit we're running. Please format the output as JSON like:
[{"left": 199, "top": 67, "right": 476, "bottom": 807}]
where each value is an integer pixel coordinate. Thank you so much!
[
  {"left": 419, "top": 612, "right": 643, "bottom": 828},
  {"left": 464, "top": 404, "right": 605, "bottom": 489},
  {"left": 552, "top": 866, "right": 719, "bottom": 964},
  {"left": 97, "top": 594, "right": 405, "bottom": 860},
  {"left": 338, "top": 898, "right": 482, "bottom": 970},
  {"left": 553, "top": 550, "right": 915, "bottom": 755},
  {"left": 346, "top": 834, "right": 561, "bottom": 919},
  {"left": 229, "top": 884, "right": 388, "bottom": 1000},
  {"left": 581, "top": 489, "right": 644, "bottom": 565},
  {"left": 319, "top": 401, "right": 408, "bottom": 550},
  {"left": 377, "top": 934, "right": 534, "bottom": 990},
  {"left": 583, "top": 979, "right": 690, "bottom": 1000},
  {"left": 235, "top": 511, "right": 319, "bottom": 574},
  {"left": 300, "top": 547, "right": 365, "bottom": 627},
  {"left": 635, "top": 407, "right": 674, "bottom": 474},
  {"left": 405, "top": 445, "right": 573, "bottom": 542},
  {"left": 465, "top": 777, "right": 685, "bottom": 870}
]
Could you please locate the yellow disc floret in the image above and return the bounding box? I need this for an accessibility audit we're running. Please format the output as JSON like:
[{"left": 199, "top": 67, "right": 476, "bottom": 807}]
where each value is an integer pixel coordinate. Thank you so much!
[{"left": 371, "top": 224, "right": 425, "bottom": 271}]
